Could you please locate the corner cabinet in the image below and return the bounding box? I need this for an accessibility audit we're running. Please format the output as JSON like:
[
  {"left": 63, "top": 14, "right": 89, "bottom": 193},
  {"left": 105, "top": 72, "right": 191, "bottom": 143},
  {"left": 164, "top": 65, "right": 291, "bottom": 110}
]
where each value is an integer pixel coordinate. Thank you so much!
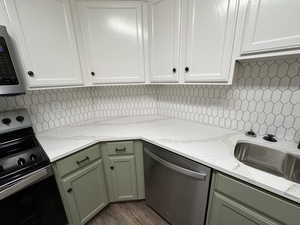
[
  {"left": 182, "top": 0, "right": 238, "bottom": 83},
  {"left": 239, "top": 0, "right": 300, "bottom": 55},
  {"left": 102, "top": 141, "right": 145, "bottom": 202},
  {"left": 206, "top": 172, "right": 300, "bottom": 225},
  {"left": 105, "top": 155, "right": 138, "bottom": 201},
  {"left": 62, "top": 160, "right": 108, "bottom": 225},
  {"left": 148, "top": 0, "right": 181, "bottom": 83},
  {"left": 53, "top": 141, "right": 145, "bottom": 225},
  {"left": 53, "top": 144, "right": 109, "bottom": 225},
  {"left": 5, "top": 0, "right": 83, "bottom": 88},
  {"left": 73, "top": 0, "right": 145, "bottom": 84}
]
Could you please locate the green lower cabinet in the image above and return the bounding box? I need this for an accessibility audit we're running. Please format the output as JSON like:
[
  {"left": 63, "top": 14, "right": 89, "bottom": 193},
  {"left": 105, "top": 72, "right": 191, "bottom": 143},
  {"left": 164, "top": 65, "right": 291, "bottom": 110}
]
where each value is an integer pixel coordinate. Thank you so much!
[
  {"left": 104, "top": 155, "right": 138, "bottom": 202},
  {"left": 206, "top": 172, "right": 300, "bottom": 225},
  {"left": 101, "top": 140, "right": 145, "bottom": 202},
  {"left": 62, "top": 160, "right": 108, "bottom": 225},
  {"left": 208, "top": 192, "right": 281, "bottom": 225},
  {"left": 54, "top": 141, "right": 145, "bottom": 225}
]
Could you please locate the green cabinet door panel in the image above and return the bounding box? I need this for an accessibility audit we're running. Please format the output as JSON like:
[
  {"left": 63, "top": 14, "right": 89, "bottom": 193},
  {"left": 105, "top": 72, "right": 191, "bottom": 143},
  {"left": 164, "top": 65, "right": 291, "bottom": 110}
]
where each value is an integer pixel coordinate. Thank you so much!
[
  {"left": 206, "top": 172, "right": 300, "bottom": 225},
  {"left": 105, "top": 155, "right": 138, "bottom": 202},
  {"left": 102, "top": 141, "right": 144, "bottom": 202},
  {"left": 62, "top": 159, "right": 108, "bottom": 225},
  {"left": 208, "top": 192, "right": 282, "bottom": 225}
]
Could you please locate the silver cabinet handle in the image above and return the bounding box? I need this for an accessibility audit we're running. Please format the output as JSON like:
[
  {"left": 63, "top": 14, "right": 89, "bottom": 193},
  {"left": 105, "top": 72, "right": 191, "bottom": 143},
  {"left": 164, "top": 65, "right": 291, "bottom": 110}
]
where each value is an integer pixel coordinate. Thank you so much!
[
  {"left": 0, "top": 166, "right": 52, "bottom": 200},
  {"left": 144, "top": 149, "right": 207, "bottom": 180}
]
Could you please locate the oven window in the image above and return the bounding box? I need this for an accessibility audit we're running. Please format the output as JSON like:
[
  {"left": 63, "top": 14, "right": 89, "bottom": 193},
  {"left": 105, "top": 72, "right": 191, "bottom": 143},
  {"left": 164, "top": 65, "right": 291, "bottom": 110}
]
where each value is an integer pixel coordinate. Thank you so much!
[
  {"left": 0, "top": 36, "right": 19, "bottom": 85},
  {"left": 0, "top": 177, "right": 68, "bottom": 225},
  {"left": 1, "top": 182, "right": 42, "bottom": 225}
]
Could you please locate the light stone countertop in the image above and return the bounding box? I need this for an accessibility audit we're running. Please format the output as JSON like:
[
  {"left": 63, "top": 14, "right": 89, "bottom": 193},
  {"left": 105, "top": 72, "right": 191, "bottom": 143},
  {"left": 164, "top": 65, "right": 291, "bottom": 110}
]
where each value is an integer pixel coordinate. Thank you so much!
[{"left": 37, "top": 116, "right": 300, "bottom": 204}]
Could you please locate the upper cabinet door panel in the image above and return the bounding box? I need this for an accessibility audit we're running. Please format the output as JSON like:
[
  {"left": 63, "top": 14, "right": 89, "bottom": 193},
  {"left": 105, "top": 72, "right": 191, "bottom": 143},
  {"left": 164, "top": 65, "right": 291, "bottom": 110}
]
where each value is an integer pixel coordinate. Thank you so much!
[
  {"left": 76, "top": 1, "right": 145, "bottom": 84},
  {"left": 241, "top": 0, "right": 300, "bottom": 55},
  {"left": 149, "top": 0, "right": 181, "bottom": 83},
  {"left": 5, "top": 0, "right": 83, "bottom": 88},
  {"left": 183, "top": 0, "right": 238, "bottom": 82}
]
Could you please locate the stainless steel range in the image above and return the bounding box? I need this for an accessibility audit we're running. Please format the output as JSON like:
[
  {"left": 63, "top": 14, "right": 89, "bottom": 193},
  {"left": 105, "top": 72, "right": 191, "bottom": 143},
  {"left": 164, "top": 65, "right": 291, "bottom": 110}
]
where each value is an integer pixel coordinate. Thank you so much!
[{"left": 0, "top": 109, "right": 68, "bottom": 225}]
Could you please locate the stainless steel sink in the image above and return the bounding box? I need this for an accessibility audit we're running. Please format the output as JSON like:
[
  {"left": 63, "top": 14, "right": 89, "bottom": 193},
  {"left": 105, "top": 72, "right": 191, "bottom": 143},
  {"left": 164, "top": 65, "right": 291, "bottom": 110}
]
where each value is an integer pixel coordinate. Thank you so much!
[{"left": 234, "top": 142, "right": 300, "bottom": 184}]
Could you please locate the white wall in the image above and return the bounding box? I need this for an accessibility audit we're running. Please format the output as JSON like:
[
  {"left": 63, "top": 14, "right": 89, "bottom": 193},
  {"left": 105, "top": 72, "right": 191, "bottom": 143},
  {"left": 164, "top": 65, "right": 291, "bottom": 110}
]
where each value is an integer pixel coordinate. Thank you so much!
[
  {"left": 1, "top": 57, "right": 300, "bottom": 142},
  {"left": 157, "top": 56, "right": 300, "bottom": 142},
  {"left": 0, "top": 1, "right": 299, "bottom": 142}
]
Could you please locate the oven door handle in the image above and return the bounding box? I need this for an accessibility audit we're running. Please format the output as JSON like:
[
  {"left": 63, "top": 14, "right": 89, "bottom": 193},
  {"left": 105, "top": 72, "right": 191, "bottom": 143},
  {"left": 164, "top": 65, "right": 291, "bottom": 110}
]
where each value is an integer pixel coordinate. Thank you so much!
[
  {"left": 144, "top": 149, "right": 207, "bottom": 180},
  {"left": 0, "top": 166, "right": 52, "bottom": 200}
]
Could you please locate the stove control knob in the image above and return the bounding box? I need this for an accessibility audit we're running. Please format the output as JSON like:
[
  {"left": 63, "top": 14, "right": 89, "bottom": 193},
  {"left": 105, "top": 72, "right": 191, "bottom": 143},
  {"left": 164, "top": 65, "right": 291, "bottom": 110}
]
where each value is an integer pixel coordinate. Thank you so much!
[
  {"left": 30, "top": 154, "right": 37, "bottom": 162},
  {"left": 16, "top": 116, "right": 25, "bottom": 123},
  {"left": 2, "top": 118, "right": 11, "bottom": 126},
  {"left": 17, "top": 158, "right": 26, "bottom": 166}
]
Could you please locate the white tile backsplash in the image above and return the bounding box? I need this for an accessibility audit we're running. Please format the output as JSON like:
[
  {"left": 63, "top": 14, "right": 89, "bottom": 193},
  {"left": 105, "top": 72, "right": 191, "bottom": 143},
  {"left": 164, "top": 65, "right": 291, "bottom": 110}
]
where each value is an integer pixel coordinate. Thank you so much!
[
  {"left": 90, "top": 86, "right": 157, "bottom": 119},
  {"left": 1, "top": 56, "right": 300, "bottom": 142},
  {"left": 157, "top": 56, "right": 300, "bottom": 142},
  {"left": 0, "top": 86, "right": 157, "bottom": 132}
]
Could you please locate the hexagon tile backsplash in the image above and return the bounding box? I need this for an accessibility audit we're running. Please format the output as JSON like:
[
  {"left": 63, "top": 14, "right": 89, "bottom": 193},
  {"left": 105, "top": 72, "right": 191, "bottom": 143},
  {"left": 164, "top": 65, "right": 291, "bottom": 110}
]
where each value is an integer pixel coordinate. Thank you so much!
[
  {"left": 0, "top": 86, "right": 158, "bottom": 132},
  {"left": 0, "top": 56, "right": 299, "bottom": 143},
  {"left": 157, "top": 56, "right": 300, "bottom": 142}
]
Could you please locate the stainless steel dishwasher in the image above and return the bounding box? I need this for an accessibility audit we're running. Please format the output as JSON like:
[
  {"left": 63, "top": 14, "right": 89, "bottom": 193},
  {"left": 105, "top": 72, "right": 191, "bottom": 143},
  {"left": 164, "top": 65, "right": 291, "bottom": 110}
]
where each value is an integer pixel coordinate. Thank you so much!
[{"left": 143, "top": 142, "right": 211, "bottom": 225}]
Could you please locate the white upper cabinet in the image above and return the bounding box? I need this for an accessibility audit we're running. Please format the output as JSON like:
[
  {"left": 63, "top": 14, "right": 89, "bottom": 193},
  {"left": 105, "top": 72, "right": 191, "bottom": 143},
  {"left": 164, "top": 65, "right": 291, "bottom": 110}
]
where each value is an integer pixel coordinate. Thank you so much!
[
  {"left": 74, "top": 1, "right": 145, "bottom": 84},
  {"left": 240, "top": 0, "right": 300, "bottom": 55},
  {"left": 7, "top": 0, "right": 299, "bottom": 86},
  {"left": 5, "top": 0, "right": 83, "bottom": 88},
  {"left": 182, "top": 0, "right": 238, "bottom": 83},
  {"left": 148, "top": 0, "right": 181, "bottom": 83}
]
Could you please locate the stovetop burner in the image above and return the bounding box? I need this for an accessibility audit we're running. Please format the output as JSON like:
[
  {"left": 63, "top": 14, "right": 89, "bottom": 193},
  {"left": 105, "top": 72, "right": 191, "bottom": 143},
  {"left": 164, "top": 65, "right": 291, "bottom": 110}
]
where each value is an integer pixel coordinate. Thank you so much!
[{"left": 0, "top": 109, "right": 50, "bottom": 186}]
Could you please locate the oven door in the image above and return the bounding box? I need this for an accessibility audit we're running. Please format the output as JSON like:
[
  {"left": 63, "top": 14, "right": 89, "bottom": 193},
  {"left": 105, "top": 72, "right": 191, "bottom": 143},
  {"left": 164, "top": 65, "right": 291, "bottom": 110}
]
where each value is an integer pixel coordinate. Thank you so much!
[{"left": 0, "top": 166, "right": 68, "bottom": 225}]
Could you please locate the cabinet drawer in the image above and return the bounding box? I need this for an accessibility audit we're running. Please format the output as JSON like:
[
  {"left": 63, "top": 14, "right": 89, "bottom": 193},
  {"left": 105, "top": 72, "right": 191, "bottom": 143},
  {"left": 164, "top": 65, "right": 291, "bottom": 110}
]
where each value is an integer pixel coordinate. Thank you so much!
[
  {"left": 56, "top": 144, "right": 101, "bottom": 177},
  {"left": 105, "top": 141, "right": 134, "bottom": 155},
  {"left": 214, "top": 173, "right": 300, "bottom": 225}
]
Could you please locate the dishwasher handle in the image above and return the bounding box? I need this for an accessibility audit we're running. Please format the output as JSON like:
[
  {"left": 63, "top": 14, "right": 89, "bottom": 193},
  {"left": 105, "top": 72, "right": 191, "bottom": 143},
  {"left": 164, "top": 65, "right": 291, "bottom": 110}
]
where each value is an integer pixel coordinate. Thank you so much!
[{"left": 144, "top": 149, "right": 207, "bottom": 180}]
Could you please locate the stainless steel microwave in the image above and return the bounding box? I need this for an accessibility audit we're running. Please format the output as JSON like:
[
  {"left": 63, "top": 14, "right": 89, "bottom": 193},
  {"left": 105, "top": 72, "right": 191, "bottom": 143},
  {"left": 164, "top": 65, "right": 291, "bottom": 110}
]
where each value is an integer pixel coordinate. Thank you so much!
[{"left": 0, "top": 25, "right": 24, "bottom": 95}]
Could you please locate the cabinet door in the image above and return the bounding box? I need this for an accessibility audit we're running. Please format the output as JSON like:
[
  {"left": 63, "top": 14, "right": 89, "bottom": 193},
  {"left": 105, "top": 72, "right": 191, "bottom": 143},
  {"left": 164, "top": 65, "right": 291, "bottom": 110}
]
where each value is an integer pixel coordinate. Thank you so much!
[
  {"left": 182, "top": 0, "right": 238, "bottom": 82},
  {"left": 75, "top": 1, "right": 145, "bottom": 84},
  {"left": 5, "top": 0, "right": 83, "bottom": 88},
  {"left": 148, "top": 0, "right": 181, "bottom": 83},
  {"left": 207, "top": 192, "right": 282, "bottom": 225},
  {"left": 105, "top": 155, "right": 138, "bottom": 202},
  {"left": 62, "top": 160, "right": 108, "bottom": 225},
  {"left": 241, "top": 0, "right": 300, "bottom": 55}
]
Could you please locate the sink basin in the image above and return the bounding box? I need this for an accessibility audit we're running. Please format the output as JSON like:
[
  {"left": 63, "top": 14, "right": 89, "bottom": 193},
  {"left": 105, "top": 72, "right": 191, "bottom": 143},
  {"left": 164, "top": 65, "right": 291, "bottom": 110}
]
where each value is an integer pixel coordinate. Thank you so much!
[{"left": 234, "top": 142, "right": 300, "bottom": 184}]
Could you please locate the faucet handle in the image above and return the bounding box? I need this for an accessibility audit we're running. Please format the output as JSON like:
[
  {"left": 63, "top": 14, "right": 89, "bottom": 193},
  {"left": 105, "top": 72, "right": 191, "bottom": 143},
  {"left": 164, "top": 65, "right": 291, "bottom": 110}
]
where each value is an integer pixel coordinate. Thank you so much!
[
  {"left": 263, "top": 134, "right": 277, "bottom": 143},
  {"left": 245, "top": 129, "right": 256, "bottom": 137}
]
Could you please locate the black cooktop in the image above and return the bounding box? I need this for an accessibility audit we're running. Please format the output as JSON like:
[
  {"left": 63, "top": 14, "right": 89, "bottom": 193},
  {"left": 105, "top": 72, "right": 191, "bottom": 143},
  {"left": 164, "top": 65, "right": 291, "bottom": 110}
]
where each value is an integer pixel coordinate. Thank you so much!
[{"left": 0, "top": 127, "right": 50, "bottom": 186}]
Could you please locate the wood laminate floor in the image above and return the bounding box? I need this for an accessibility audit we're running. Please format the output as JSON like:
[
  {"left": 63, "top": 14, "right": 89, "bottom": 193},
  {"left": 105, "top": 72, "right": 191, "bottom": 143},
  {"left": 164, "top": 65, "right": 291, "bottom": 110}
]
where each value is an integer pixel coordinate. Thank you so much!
[{"left": 86, "top": 201, "right": 169, "bottom": 225}]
